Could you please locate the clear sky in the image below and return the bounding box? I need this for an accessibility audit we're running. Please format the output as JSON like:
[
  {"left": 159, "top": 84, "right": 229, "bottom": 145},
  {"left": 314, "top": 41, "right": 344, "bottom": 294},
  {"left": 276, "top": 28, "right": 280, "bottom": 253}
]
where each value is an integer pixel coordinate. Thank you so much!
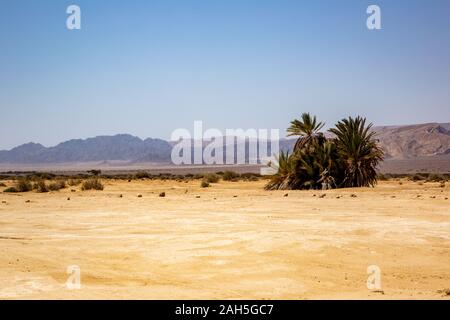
[{"left": 1, "top": 0, "right": 449, "bottom": 150}]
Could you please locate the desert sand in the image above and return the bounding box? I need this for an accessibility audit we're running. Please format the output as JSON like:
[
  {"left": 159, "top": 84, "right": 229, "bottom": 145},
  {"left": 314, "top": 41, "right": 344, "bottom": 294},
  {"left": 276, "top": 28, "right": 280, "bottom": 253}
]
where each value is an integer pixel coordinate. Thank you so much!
[{"left": 0, "top": 179, "right": 449, "bottom": 299}]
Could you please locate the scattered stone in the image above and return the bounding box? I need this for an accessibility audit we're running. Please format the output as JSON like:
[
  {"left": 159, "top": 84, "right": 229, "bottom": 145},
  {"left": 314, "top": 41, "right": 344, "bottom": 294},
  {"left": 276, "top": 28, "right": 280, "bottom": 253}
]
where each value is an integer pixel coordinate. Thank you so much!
[
  {"left": 283, "top": 193, "right": 289, "bottom": 197},
  {"left": 319, "top": 194, "right": 326, "bottom": 198},
  {"left": 445, "top": 197, "right": 448, "bottom": 200},
  {"left": 430, "top": 196, "right": 436, "bottom": 199},
  {"left": 350, "top": 194, "right": 357, "bottom": 198},
  {"left": 312, "top": 194, "right": 316, "bottom": 197},
  {"left": 67, "top": 197, "right": 70, "bottom": 201},
  {"left": 2, "top": 201, "right": 6, "bottom": 204},
  {"left": 119, "top": 194, "right": 123, "bottom": 198},
  {"left": 391, "top": 196, "right": 396, "bottom": 198},
  {"left": 71, "top": 189, "right": 76, "bottom": 192},
  {"left": 159, "top": 192, "right": 166, "bottom": 197},
  {"left": 25, "top": 200, "right": 30, "bottom": 203},
  {"left": 128, "top": 180, "right": 131, "bottom": 182},
  {"left": 196, "top": 196, "right": 201, "bottom": 198},
  {"left": 137, "top": 194, "right": 142, "bottom": 198},
  {"left": 336, "top": 196, "right": 341, "bottom": 199},
  {"left": 416, "top": 195, "right": 421, "bottom": 198}
]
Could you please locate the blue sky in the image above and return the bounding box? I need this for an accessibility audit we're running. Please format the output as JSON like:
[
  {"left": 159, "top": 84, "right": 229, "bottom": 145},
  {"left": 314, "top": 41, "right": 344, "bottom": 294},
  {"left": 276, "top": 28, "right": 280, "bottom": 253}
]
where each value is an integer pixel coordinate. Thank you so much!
[{"left": 1, "top": 0, "right": 449, "bottom": 149}]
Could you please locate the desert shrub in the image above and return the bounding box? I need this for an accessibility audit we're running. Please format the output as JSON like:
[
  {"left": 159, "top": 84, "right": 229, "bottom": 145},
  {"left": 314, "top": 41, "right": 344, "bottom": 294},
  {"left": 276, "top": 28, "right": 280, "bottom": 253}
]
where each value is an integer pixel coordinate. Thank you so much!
[
  {"left": 67, "top": 178, "right": 81, "bottom": 186},
  {"left": 410, "top": 174, "right": 426, "bottom": 181},
  {"left": 30, "top": 172, "right": 56, "bottom": 180},
  {"left": 377, "top": 174, "right": 388, "bottom": 181},
  {"left": 16, "top": 178, "right": 33, "bottom": 192},
  {"left": 200, "top": 180, "right": 210, "bottom": 188},
  {"left": 48, "top": 180, "right": 66, "bottom": 191},
  {"left": 88, "top": 170, "right": 102, "bottom": 176},
  {"left": 3, "top": 187, "right": 18, "bottom": 193},
  {"left": 134, "top": 171, "right": 151, "bottom": 179},
  {"left": 203, "top": 173, "right": 220, "bottom": 183},
  {"left": 193, "top": 174, "right": 204, "bottom": 179},
  {"left": 240, "top": 173, "right": 261, "bottom": 181},
  {"left": 222, "top": 170, "right": 240, "bottom": 181},
  {"left": 34, "top": 180, "right": 49, "bottom": 193},
  {"left": 81, "top": 179, "right": 104, "bottom": 191},
  {"left": 427, "top": 173, "right": 445, "bottom": 182}
]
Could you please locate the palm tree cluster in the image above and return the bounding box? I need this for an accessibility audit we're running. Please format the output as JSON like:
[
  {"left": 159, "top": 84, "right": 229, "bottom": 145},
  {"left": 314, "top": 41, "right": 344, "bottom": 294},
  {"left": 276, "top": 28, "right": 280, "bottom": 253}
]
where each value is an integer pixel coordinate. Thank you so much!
[{"left": 265, "top": 113, "right": 383, "bottom": 190}]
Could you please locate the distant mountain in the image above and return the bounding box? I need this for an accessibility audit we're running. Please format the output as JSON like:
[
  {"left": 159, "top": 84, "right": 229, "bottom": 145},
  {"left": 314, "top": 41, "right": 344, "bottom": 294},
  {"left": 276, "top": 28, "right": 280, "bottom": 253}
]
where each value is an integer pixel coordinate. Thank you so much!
[
  {"left": 0, "top": 123, "right": 449, "bottom": 165},
  {"left": 373, "top": 123, "right": 450, "bottom": 159},
  {"left": 0, "top": 134, "right": 172, "bottom": 164}
]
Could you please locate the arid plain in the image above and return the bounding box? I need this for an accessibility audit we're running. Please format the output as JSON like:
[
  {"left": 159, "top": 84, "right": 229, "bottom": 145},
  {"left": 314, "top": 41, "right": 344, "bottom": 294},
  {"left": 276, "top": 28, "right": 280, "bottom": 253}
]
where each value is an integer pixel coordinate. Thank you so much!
[{"left": 0, "top": 179, "right": 449, "bottom": 299}]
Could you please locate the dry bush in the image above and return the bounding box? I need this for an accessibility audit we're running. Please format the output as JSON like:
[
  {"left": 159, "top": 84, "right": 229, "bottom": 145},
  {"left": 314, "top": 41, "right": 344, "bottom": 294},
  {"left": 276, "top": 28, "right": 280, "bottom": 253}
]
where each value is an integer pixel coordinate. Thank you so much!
[
  {"left": 34, "top": 180, "right": 49, "bottom": 193},
  {"left": 48, "top": 180, "right": 66, "bottom": 191},
  {"left": 81, "top": 179, "right": 104, "bottom": 191},
  {"left": 203, "top": 173, "right": 220, "bottom": 183},
  {"left": 222, "top": 171, "right": 240, "bottom": 181},
  {"left": 16, "top": 178, "right": 33, "bottom": 192},
  {"left": 200, "top": 180, "right": 210, "bottom": 188},
  {"left": 427, "top": 173, "right": 445, "bottom": 182},
  {"left": 67, "top": 179, "right": 81, "bottom": 186},
  {"left": 3, "top": 187, "right": 18, "bottom": 193}
]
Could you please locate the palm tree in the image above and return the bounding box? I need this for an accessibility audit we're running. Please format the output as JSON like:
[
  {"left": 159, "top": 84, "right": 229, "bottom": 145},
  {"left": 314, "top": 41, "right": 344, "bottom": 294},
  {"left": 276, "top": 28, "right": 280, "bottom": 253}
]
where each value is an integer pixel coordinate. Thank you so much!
[
  {"left": 287, "top": 113, "right": 325, "bottom": 152},
  {"left": 264, "top": 151, "right": 297, "bottom": 190},
  {"left": 329, "top": 116, "right": 383, "bottom": 187}
]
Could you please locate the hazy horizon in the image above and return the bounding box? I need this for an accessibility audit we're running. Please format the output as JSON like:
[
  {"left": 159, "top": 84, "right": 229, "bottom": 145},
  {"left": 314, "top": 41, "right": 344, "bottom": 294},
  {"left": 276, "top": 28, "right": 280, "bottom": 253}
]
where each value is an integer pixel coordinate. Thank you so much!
[{"left": 2, "top": 0, "right": 450, "bottom": 150}]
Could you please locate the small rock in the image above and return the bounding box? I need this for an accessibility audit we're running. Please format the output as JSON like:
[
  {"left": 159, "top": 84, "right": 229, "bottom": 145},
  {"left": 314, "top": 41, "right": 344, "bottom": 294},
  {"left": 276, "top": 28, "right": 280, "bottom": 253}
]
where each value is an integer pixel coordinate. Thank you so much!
[
  {"left": 25, "top": 200, "right": 30, "bottom": 203},
  {"left": 2, "top": 201, "right": 7, "bottom": 204},
  {"left": 233, "top": 195, "right": 237, "bottom": 198},
  {"left": 430, "top": 196, "right": 436, "bottom": 199},
  {"left": 67, "top": 197, "right": 70, "bottom": 201},
  {"left": 196, "top": 196, "right": 201, "bottom": 198},
  {"left": 119, "top": 194, "right": 123, "bottom": 198},
  {"left": 137, "top": 194, "right": 142, "bottom": 198},
  {"left": 319, "top": 194, "right": 326, "bottom": 198},
  {"left": 283, "top": 193, "right": 289, "bottom": 197},
  {"left": 350, "top": 194, "right": 357, "bottom": 198},
  {"left": 159, "top": 192, "right": 166, "bottom": 197},
  {"left": 391, "top": 196, "right": 396, "bottom": 198},
  {"left": 336, "top": 196, "right": 341, "bottom": 199},
  {"left": 71, "top": 189, "right": 76, "bottom": 192}
]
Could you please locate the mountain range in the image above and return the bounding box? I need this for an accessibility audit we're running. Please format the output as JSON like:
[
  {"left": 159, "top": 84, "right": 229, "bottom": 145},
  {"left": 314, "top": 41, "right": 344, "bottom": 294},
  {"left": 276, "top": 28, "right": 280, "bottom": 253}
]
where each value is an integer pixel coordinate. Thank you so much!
[{"left": 0, "top": 123, "right": 449, "bottom": 167}]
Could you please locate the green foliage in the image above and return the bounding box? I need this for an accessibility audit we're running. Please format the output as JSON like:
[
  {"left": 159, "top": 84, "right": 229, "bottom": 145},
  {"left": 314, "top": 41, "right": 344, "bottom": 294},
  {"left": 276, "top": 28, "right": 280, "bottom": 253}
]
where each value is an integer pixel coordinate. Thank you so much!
[
  {"left": 3, "top": 187, "right": 18, "bottom": 193},
  {"left": 266, "top": 114, "right": 383, "bottom": 190}
]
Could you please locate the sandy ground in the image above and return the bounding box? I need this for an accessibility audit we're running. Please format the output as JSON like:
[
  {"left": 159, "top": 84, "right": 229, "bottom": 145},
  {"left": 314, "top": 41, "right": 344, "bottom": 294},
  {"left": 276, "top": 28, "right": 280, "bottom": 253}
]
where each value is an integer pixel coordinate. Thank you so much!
[{"left": 0, "top": 179, "right": 449, "bottom": 300}]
